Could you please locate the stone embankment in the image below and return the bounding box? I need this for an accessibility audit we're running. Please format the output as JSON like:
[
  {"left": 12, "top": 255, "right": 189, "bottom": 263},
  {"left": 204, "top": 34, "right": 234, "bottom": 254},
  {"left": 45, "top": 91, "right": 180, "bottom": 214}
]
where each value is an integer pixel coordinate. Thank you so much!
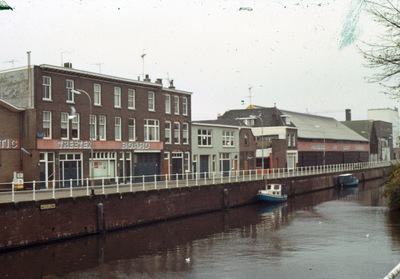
[{"left": 0, "top": 166, "right": 389, "bottom": 251}]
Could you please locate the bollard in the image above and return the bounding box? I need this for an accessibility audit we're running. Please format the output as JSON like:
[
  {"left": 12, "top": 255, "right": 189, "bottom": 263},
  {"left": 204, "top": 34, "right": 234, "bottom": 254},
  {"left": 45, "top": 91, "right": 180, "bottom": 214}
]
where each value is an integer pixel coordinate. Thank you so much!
[
  {"left": 116, "top": 176, "right": 119, "bottom": 193},
  {"left": 102, "top": 177, "right": 105, "bottom": 194},
  {"left": 154, "top": 174, "right": 157, "bottom": 189},
  {"left": 130, "top": 175, "right": 133, "bottom": 192},
  {"left": 165, "top": 174, "right": 168, "bottom": 188},
  {"left": 142, "top": 175, "right": 145, "bottom": 191},
  {"left": 70, "top": 178, "right": 72, "bottom": 197},
  {"left": 223, "top": 189, "right": 229, "bottom": 209},
  {"left": 12, "top": 181, "right": 14, "bottom": 202},
  {"left": 97, "top": 203, "right": 105, "bottom": 232},
  {"left": 86, "top": 177, "right": 89, "bottom": 196},
  {"left": 52, "top": 179, "right": 55, "bottom": 199},
  {"left": 176, "top": 173, "right": 179, "bottom": 187}
]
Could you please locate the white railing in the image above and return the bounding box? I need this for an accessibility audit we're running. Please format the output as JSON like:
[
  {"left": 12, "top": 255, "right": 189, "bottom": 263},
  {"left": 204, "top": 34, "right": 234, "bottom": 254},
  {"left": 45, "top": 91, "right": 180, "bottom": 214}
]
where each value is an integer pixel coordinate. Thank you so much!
[{"left": 0, "top": 160, "right": 396, "bottom": 203}]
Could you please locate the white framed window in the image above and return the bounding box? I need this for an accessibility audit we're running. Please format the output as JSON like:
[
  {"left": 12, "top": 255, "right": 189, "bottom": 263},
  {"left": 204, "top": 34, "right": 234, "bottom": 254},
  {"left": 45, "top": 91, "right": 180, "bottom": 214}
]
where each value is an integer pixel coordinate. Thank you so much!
[
  {"left": 292, "top": 134, "right": 296, "bottom": 147},
  {"left": 144, "top": 119, "right": 159, "bottom": 141},
  {"left": 174, "top": 122, "right": 180, "bottom": 144},
  {"left": 72, "top": 113, "right": 80, "bottom": 140},
  {"left": 61, "top": 112, "right": 69, "bottom": 139},
  {"left": 287, "top": 134, "right": 291, "bottom": 147},
  {"left": 129, "top": 118, "right": 136, "bottom": 141},
  {"left": 222, "top": 131, "right": 234, "bottom": 147},
  {"left": 66, "top": 79, "right": 74, "bottom": 102},
  {"left": 197, "top": 129, "right": 212, "bottom": 146},
  {"left": 94, "top": 84, "right": 101, "bottom": 106},
  {"left": 148, "top": 91, "right": 155, "bottom": 111},
  {"left": 99, "top": 115, "right": 106, "bottom": 140},
  {"left": 128, "top": 89, "right": 135, "bottom": 109},
  {"left": 115, "top": 117, "right": 121, "bottom": 141},
  {"left": 90, "top": 115, "right": 97, "bottom": 140},
  {"left": 165, "top": 94, "right": 171, "bottom": 114},
  {"left": 184, "top": 152, "right": 190, "bottom": 172},
  {"left": 183, "top": 123, "right": 189, "bottom": 144},
  {"left": 114, "top": 87, "right": 121, "bottom": 108},
  {"left": 244, "top": 134, "right": 249, "bottom": 146},
  {"left": 165, "top": 121, "right": 171, "bottom": 144},
  {"left": 174, "top": 96, "right": 179, "bottom": 115},
  {"left": 43, "top": 111, "right": 52, "bottom": 139},
  {"left": 43, "top": 76, "right": 51, "bottom": 100},
  {"left": 182, "top": 97, "right": 188, "bottom": 116}
]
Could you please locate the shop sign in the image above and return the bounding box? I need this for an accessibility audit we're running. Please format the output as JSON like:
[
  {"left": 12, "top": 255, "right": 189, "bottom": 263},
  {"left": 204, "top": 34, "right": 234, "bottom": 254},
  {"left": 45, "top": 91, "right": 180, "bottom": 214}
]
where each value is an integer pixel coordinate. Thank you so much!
[
  {"left": 121, "top": 141, "right": 151, "bottom": 149},
  {"left": 0, "top": 138, "right": 19, "bottom": 149},
  {"left": 58, "top": 140, "right": 92, "bottom": 149}
]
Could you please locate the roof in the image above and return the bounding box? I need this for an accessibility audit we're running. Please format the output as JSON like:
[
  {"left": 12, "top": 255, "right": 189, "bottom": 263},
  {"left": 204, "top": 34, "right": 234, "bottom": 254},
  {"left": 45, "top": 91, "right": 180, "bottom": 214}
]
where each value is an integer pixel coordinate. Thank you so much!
[
  {"left": 341, "top": 120, "right": 374, "bottom": 140},
  {"left": 280, "top": 110, "right": 368, "bottom": 142},
  {"left": 0, "top": 98, "right": 25, "bottom": 112}
]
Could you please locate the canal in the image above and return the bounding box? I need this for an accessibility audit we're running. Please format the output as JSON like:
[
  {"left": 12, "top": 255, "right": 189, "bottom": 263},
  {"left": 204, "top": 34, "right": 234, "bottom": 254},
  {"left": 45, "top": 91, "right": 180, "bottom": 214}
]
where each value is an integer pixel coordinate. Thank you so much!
[{"left": 1, "top": 178, "right": 400, "bottom": 279}]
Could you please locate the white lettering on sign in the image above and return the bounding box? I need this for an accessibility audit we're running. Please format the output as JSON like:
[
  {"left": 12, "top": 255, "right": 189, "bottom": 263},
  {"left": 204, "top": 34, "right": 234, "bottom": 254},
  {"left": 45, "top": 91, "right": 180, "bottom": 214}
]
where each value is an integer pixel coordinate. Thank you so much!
[
  {"left": 311, "top": 145, "right": 325, "bottom": 150},
  {"left": 58, "top": 140, "right": 92, "bottom": 149},
  {"left": 343, "top": 145, "right": 350, "bottom": 150},
  {"left": 121, "top": 141, "right": 151, "bottom": 149},
  {"left": 0, "top": 139, "right": 18, "bottom": 149},
  {"left": 355, "top": 146, "right": 364, "bottom": 150}
]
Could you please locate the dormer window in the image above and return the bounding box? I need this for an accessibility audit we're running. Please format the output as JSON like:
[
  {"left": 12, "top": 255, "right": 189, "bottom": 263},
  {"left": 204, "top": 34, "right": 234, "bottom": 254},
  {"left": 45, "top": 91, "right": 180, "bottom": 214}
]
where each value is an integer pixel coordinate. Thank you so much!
[{"left": 281, "top": 115, "right": 291, "bottom": 125}]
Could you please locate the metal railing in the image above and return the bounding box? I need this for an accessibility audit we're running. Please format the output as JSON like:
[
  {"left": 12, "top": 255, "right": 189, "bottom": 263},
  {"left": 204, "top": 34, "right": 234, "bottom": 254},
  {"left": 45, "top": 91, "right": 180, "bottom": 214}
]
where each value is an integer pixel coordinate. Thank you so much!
[{"left": 0, "top": 160, "right": 396, "bottom": 204}]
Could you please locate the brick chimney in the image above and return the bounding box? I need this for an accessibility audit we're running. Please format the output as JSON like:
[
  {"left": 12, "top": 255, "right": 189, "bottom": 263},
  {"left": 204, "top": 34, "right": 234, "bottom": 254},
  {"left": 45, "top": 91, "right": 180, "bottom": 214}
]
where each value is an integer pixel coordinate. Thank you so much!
[
  {"left": 144, "top": 74, "right": 151, "bottom": 82},
  {"left": 345, "top": 109, "right": 351, "bottom": 121},
  {"left": 155, "top": 78, "right": 162, "bottom": 84},
  {"left": 64, "top": 62, "right": 72, "bottom": 68}
]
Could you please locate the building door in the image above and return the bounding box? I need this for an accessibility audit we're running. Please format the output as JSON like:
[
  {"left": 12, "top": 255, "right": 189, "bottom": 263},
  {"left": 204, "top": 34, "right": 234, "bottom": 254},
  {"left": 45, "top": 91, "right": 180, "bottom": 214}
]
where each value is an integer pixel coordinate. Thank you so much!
[
  {"left": 244, "top": 160, "right": 249, "bottom": 175},
  {"left": 134, "top": 153, "right": 160, "bottom": 182},
  {"left": 200, "top": 155, "right": 209, "bottom": 178},
  {"left": 172, "top": 152, "right": 183, "bottom": 180},
  {"left": 59, "top": 153, "right": 82, "bottom": 187},
  {"left": 39, "top": 152, "right": 55, "bottom": 189}
]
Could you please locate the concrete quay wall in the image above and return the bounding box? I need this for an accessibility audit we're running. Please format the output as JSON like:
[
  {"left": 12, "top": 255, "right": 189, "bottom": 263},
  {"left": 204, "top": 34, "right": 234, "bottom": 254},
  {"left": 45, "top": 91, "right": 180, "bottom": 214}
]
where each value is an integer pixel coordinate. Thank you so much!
[{"left": 0, "top": 166, "right": 390, "bottom": 251}]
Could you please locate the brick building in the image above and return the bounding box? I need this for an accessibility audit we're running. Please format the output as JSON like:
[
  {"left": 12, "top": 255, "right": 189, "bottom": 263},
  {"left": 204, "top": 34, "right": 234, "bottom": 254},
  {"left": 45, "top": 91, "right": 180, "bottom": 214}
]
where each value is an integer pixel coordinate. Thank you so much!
[{"left": 0, "top": 64, "right": 192, "bottom": 188}]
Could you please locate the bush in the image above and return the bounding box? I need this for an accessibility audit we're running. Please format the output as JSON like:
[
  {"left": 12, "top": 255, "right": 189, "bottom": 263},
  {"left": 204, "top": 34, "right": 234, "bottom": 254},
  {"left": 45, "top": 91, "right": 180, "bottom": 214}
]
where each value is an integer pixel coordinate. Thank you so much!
[{"left": 382, "top": 163, "right": 400, "bottom": 209}]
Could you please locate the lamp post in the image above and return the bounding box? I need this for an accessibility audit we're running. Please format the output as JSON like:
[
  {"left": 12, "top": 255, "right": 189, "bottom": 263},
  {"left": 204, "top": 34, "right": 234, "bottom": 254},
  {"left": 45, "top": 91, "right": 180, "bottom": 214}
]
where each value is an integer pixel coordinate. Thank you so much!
[
  {"left": 71, "top": 89, "right": 93, "bottom": 186},
  {"left": 251, "top": 115, "right": 264, "bottom": 171},
  {"left": 361, "top": 131, "right": 370, "bottom": 162},
  {"left": 315, "top": 126, "right": 325, "bottom": 166}
]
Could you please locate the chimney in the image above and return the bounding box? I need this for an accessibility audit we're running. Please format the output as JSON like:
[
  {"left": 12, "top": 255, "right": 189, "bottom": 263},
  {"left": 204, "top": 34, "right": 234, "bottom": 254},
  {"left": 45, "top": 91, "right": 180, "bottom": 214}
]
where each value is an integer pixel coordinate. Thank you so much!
[
  {"left": 217, "top": 113, "right": 222, "bottom": 120},
  {"left": 169, "top": 79, "right": 175, "bottom": 89},
  {"left": 144, "top": 74, "right": 151, "bottom": 82},
  {"left": 64, "top": 62, "right": 72, "bottom": 68},
  {"left": 345, "top": 109, "right": 351, "bottom": 121},
  {"left": 156, "top": 78, "right": 162, "bottom": 84}
]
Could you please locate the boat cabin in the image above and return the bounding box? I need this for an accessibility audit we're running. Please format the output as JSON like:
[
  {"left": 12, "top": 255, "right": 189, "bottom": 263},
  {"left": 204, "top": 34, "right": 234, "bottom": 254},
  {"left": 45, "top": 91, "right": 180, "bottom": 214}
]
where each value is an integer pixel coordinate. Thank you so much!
[
  {"left": 265, "top": 184, "right": 286, "bottom": 196},
  {"left": 337, "top": 174, "right": 358, "bottom": 186}
]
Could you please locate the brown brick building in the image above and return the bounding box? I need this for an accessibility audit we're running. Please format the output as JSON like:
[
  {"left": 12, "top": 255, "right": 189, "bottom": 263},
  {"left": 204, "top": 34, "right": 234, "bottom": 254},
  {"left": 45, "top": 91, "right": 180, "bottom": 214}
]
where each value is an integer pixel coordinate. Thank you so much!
[{"left": 0, "top": 64, "right": 192, "bottom": 188}]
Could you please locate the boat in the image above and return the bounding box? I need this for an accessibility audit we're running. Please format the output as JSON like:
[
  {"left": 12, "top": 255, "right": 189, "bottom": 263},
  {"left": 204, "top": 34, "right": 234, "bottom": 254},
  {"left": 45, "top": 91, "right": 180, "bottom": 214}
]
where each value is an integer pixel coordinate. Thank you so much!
[
  {"left": 257, "top": 184, "right": 287, "bottom": 202},
  {"left": 337, "top": 173, "right": 359, "bottom": 187}
]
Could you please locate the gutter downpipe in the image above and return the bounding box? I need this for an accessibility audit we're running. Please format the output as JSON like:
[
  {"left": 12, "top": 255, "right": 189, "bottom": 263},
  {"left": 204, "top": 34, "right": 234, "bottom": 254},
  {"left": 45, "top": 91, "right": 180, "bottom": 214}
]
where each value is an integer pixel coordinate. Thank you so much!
[{"left": 27, "top": 51, "right": 31, "bottom": 109}]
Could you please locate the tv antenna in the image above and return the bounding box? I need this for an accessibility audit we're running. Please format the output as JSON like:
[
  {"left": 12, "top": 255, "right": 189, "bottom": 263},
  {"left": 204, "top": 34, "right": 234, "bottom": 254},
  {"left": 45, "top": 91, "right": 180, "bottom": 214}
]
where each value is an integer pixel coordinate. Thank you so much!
[
  {"left": 91, "top": 63, "right": 104, "bottom": 73},
  {"left": 141, "top": 50, "right": 146, "bottom": 80},
  {"left": 3, "top": 59, "right": 18, "bottom": 68}
]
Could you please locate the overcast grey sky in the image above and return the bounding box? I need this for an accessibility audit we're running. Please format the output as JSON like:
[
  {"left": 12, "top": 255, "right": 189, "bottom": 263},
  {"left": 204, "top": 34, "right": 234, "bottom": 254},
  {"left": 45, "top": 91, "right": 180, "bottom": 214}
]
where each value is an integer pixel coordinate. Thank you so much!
[{"left": 1, "top": 0, "right": 397, "bottom": 121}]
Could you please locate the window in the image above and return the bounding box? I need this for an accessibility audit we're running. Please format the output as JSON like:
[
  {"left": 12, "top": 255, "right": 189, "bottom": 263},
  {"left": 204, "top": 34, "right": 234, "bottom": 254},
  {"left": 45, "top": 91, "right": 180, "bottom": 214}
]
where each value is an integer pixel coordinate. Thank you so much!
[
  {"left": 99, "top": 115, "right": 106, "bottom": 140},
  {"left": 165, "top": 94, "right": 171, "bottom": 114},
  {"left": 165, "top": 121, "right": 171, "bottom": 144},
  {"left": 198, "top": 129, "right": 212, "bottom": 146},
  {"left": 222, "top": 131, "right": 234, "bottom": 147},
  {"left": 292, "top": 134, "right": 296, "bottom": 147},
  {"left": 174, "top": 122, "right": 180, "bottom": 144},
  {"left": 72, "top": 113, "right": 80, "bottom": 139},
  {"left": 144, "top": 119, "right": 159, "bottom": 141},
  {"left": 94, "top": 84, "right": 101, "bottom": 106},
  {"left": 174, "top": 96, "right": 179, "bottom": 115},
  {"left": 43, "top": 111, "right": 52, "bottom": 139},
  {"left": 43, "top": 76, "right": 51, "bottom": 100},
  {"left": 61, "top": 112, "right": 69, "bottom": 139},
  {"left": 287, "top": 134, "right": 291, "bottom": 147},
  {"left": 129, "top": 118, "right": 136, "bottom": 141},
  {"left": 184, "top": 152, "right": 190, "bottom": 172},
  {"left": 66, "top": 79, "right": 74, "bottom": 102},
  {"left": 148, "top": 92, "right": 155, "bottom": 111},
  {"left": 244, "top": 119, "right": 255, "bottom": 126},
  {"left": 128, "top": 89, "right": 135, "bottom": 109},
  {"left": 114, "top": 87, "right": 121, "bottom": 108},
  {"left": 244, "top": 134, "right": 249, "bottom": 146},
  {"left": 115, "top": 117, "right": 121, "bottom": 141},
  {"left": 183, "top": 123, "right": 189, "bottom": 144},
  {"left": 182, "top": 97, "right": 188, "bottom": 115},
  {"left": 90, "top": 115, "right": 96, "bottom": 140}
]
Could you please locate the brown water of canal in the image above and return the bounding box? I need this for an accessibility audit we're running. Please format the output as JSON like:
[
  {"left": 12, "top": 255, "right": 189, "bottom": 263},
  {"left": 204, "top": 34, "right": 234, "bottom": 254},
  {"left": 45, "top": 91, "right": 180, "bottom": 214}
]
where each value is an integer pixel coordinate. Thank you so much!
[{"left": 1, "top": 178, "right": 400, "bottom": 279}]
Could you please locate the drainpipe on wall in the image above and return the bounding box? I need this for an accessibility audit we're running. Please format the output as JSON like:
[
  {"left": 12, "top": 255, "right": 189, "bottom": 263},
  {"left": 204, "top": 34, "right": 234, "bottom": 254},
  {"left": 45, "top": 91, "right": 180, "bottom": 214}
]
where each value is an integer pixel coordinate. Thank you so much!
[
  {"left": 27, "top": 51, "right": 31, "bottom": 109},
  {"left": 20, "top": 113, "right": 23, "bottom": 171}
]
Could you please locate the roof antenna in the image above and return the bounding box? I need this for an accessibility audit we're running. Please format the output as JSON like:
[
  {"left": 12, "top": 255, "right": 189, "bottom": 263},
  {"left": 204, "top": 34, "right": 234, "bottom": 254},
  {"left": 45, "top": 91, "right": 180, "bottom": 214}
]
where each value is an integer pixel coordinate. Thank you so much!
[
  {"left": 3, "top": 59, "right": 18, "bottom": 68},
  {"left": 91, "top": 63, "right": 104, "bottom": 73},
  {"left": 141, "top": 50, "right": 146, "bottom": 80}
]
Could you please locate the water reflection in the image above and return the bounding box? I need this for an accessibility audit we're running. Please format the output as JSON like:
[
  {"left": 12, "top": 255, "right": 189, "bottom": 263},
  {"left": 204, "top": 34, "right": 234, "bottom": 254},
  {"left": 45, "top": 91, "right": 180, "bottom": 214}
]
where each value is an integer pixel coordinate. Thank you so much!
[{"left": 1, "top": 178, "right": 399, "bottom": 279}]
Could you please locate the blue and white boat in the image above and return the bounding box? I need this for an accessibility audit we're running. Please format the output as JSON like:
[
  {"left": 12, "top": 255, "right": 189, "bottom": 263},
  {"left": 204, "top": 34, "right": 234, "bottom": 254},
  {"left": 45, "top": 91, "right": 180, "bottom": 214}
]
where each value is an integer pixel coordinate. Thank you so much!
[
  {"left": 257, "top": 184, "right": 287, "bottom": 202},
  {"left": 337, "top": 173, "right": 359, "bottom": 187}
]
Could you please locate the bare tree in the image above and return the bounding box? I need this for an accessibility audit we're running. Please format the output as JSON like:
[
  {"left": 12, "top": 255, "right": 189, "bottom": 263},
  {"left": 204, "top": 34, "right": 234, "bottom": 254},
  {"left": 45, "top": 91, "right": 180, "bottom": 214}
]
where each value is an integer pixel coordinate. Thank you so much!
[{"left": 360, "top": 0, "right": 400, "bottom": 98}]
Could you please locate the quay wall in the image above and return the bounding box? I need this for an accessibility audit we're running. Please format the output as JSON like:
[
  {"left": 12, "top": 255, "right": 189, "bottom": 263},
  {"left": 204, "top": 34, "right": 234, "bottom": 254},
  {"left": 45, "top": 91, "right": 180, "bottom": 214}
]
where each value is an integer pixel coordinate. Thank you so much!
[{"left": 0, "top": 167, "right": 390, "bottom": 251}]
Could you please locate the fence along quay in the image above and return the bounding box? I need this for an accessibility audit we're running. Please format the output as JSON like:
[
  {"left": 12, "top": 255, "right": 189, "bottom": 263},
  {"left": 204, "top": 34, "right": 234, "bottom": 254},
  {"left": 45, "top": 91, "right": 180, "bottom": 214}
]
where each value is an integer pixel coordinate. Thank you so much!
[{"left": 0, "top": 160, "right": 394, "bottom": 251}]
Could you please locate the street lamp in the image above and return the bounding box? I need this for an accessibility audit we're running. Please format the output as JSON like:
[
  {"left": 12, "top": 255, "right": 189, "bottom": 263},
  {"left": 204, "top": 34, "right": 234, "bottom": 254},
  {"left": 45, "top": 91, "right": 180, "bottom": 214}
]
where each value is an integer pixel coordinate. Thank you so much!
[
  {"left": 361, "top": 131, "right": 370, "bottom": 162},
  {"left": 315, "top": 126, "right": 325, "bottom": 166},
  {"left": 71, "top": 89, "right": 94, "bottom": 186},
  {"left": 250, "top": 115, "right": 264, "bottom": 171}
]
